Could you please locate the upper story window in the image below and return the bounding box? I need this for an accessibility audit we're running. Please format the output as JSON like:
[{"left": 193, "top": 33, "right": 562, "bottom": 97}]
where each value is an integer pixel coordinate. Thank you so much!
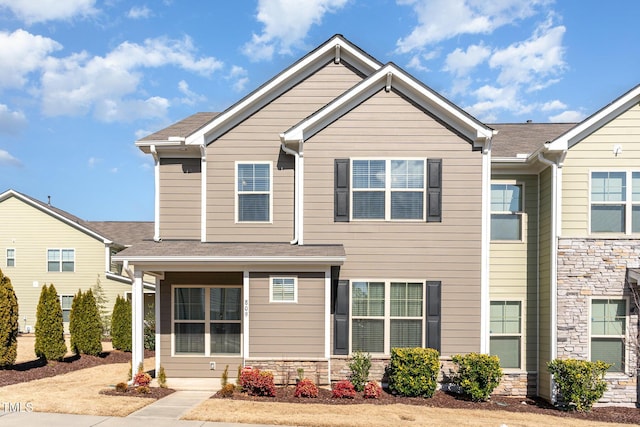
[
  {"left": 591, "top": 171, "right": 640, "bottom": 234},
  {"left": 591, "top": 298, "right": 627, "bottom": 372},
  {"left": 47, "top": 249, "right": 74, "bottom": 272},
  {"left": 270, "top": 277, "right": 297, "bottom": 303},
  {"left": 491, "top": 183, "right": 523, "bottom": 241},
  {"left": 6, "top": 248, "right": 15, "bottom": 267},
  {"left": 352, "top": 159, "right": 425, "bottom": 220},
  {"left": 236, "top": 162, "right": 271, "bottom": 223}
]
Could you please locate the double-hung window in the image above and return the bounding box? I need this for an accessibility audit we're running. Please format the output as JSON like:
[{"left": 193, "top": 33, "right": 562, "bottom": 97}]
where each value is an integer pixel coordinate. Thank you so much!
[
  {"left": 236, "top": 162, "right": 271, "bottom": 222},
  {"left": 60, "top": 295, "right": 73, "bottom": 323},
  {"left": 174, "top": 286, "right": 242, "bottom": 356},
  {"left": 491, "top": 183, "right": 523, "bottom": 241},
  {"left": 591, "top": 298, "right": 626, "bottom": 372},
  {"left": 6, "top": 248, "right": 15, "bottom": 267},
  {"left": 47, "top": 249, "right": 74, "bottom": 272},
  {"left": 591, "top": 171, "right": 640, "bottom": 234},
  {"left": 351, "top": 281, "right": 424, "bottom": 354},
  {"left": 489, "top": 301, "right": 522, "bottom": 369},
  {"left": 352, "top": 159, "right": 425, "bottom": 220}
]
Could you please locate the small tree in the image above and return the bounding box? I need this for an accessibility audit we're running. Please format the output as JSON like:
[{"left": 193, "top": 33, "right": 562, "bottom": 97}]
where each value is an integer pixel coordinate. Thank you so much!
[
  {"left": 0, "top": 269, "right": 18, "bottom": 366},
  {"left": 111, "top": 295, "right": 132, "bottom": 351},
  {"left": 34, "top": 284, "right": 67, "bottom": 361},
  {"left": 92, "top": 275, "right": 111, "bottom": 337},
  {"left": 70, "top": 289, "right": 102, "bottom": 356}
]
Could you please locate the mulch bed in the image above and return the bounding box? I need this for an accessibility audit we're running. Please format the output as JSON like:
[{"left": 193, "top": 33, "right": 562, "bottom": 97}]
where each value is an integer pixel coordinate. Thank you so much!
[
  {"left": 215, "top": 386, "right": 640, "bottom": 425},
  {"left": 100, "top": 386, "right": 175, "bottom": 399}
]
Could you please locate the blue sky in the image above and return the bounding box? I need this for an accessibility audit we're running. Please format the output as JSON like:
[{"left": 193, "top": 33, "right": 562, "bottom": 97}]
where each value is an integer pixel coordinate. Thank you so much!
[{"left": 1, "top": 0, "right": 638, "bottom": 221}]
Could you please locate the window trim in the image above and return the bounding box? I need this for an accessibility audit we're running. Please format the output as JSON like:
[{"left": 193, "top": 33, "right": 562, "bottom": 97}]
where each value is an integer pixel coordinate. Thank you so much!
[
  {"left": 269, "top": 276, "right": 298, "bottom": 303},
  {"left": 46, "top": 248, "right": 75, "bottom": 272},
  {"left": 171, "top": 284, "right": 243, "bottom": 357},
  {"left": 6, "top": 248, "right": 15, "bottom": 267},
  {"left": 489, "top": 299, "right": 524, "bottom": 371},
  {"left": 490, "top": 181, "right": 525, "bottom": 242},
  {"left": 349, "top": 279, "right": 425, "bottom": 355},
  {"left": 59, "top": 294, "right": 73, "bottom": 323},
  {"left": 235, "top": 161, "right": 273, "bottom": 224},
  {"left": 350, "top": 158, "right": 426, "bottom": 222},
  {"left": 589, "top": 169, "right": 640, "bottom": 235},
  {"left": 588, "top": 296, "right": 629, "bottom": 374}
]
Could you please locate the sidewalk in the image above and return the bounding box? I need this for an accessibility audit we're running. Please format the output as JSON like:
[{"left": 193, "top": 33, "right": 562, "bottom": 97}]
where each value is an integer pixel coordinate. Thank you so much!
[{"left": 0, "top": 390, "right": 289, "bottom": 427}]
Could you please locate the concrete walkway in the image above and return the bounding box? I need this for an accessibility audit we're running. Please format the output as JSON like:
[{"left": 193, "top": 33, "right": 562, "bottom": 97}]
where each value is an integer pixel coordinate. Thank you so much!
[{"left": 0, "top": 390, "right": 290, "bottom": 427}]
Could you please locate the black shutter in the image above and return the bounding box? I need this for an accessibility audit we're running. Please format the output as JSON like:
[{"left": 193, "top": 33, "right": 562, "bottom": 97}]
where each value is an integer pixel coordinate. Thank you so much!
[
  {"left": 426, "top": 281, "right": 441, "bottom": 351},
  {"left": 333, "top": 279, "right": 350, "bottom": 355},
  {"left": 427, "top": 159, "right": 442, "bottom": 222},
  {"left": 334, "top": 159, "right": 350, "bottom": 222}
]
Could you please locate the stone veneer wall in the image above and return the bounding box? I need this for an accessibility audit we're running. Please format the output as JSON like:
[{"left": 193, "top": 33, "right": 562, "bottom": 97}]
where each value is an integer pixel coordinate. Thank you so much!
[{"left": 557, "top": 238, "right": 640, "bottom": 405}]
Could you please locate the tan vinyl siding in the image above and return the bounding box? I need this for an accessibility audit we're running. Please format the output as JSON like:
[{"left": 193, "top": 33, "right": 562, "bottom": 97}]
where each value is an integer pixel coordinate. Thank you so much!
[
  {"left": 204, "top": 62, "right": 363, "bottom": 242},
  {"left": 249, "top": 272, "right": 325, "bottom": 357},
  {"left": 562, "top": 104, "right": 640, "bottom": 237},
  {"left": 537, "top": 167, "right": 553, "bottom": 399},
  {"left": 159, "top": 158, "right": 201, "bottom": 240},
  {"left": 159, "top": 272, "right": 243, "bottom": 378},
  {"left": 0, "top": 196, "right": 130, "bottom": 333},
  {"left": 304, "top": 88, "right": 483, "bottom": 355},
  {"left": 490, "top": 174, "right": 539, "bottom": 371}
]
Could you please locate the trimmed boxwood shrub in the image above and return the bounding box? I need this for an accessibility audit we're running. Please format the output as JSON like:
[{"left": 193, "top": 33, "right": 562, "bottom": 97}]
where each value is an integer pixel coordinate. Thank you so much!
[
  {"left": 388, "top": 347, "right": 440, "bottom": 398},
  {"left": 0, "top": 269, "right": 18, "bottom": 367},
  {"left": 111, "top": 295, "right": 132, "bottom": 351},
  {"left": 548, "top": 358, "right": 611, "bottom": 412},
  {"left": 451, "top": 353, "right": 503, "bottom": 401},
  {"left": 34, "top": 284, "right": 67, "bottom": 361}
]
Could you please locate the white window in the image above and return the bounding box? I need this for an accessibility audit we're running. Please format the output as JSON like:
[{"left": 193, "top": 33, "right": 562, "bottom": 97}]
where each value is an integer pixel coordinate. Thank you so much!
[
  {"left": 173, "top": 286, "right": 242, "bottom": 356},
  {"left": 6, "top": 248, "right": 15, "bottom": 267},
  {"left": 591, "top": 298, "right": 627, "bottom": 372},
  {"left": 489, "top": 301, "right": 522, "bottom": 369},
  {"left": 60, "top": 295, "right": 73, "bottom": 323},
  {"left": 351, "top": 281, "right": 424, "bottom": 354},
  {"left": 47, "top": 249, "right": 74, "bottom": 272},
  {"left": 352, "top": 159, "right": 425, "bottom": 220},
  {"left": 591, "top": 171, "right": 640, "bottom": 234},
  {"left": 491, "top": 183, "right": 523, "bottom": 241},
  {"left": 270, "top": 277, "right": 297, "bottom": 303},
  {"left": 236, "top": 162, "right": 271, "bottom": 222}
]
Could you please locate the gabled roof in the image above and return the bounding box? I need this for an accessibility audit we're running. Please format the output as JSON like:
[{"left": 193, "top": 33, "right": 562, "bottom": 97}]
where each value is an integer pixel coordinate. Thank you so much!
[
  {"left": 546, "top": 84, "right": 640, "bottom": 151},
  {"left": 0, "top": 189, "right": 152, "bottom": 247},
  {"left": 490, "top": 123, "right": 577, "bottom": 158},
  {"left": 138, "top": 112, "right": 219, "bottom": 143},
  {"left": 136, "top": 34, "right": 382, "bottom": 151},
  {"left": 281, "top": 62, "right": 494, "bottom": 147}
]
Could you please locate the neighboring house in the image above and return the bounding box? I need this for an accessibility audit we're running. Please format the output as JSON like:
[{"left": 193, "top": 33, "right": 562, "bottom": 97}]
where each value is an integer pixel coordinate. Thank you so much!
[
  {"left": 114, "top": 34, "right": 640, "bottom": 405},
  {"left": 0, "top": 189, "right": 154, "bottom": 333}
]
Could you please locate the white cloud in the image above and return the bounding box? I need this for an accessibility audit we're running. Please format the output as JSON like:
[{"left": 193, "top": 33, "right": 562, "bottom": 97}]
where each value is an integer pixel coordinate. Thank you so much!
[
  {"left": 40, "top": 37, "right": 223, "bottom": 121},
  {"left": 0, "top": 104, "right": 28, "bottom": 135},
  {"left": 0, "top": 0, "right": 97, "bottom": 24},
  {"left": 88, "top": 157, "right": 100, "bottom": 167},
  {"left": 541, "top": 100, "right": 566, "bottom": 111},
  {"left": 243, "top": 0, "right": 349, "bottom": 61},
  {"left": 549, "top": 110, "right": 584, "bottom": 122},
  {"left": 227, "top": 66, "right": 249, "bottom": 92},
  {"left": 444, "top": 44, "right": 491, "bottom": 76},
  {"left": 396, "top": 0, "right": 550, "bottom": 53},
  {"left": 127, "top": 6, "right": 152, "bottom": 19},
  {"left": 178, "top": 80, "right": 207, "bottom": 106},
  {"left": 0, "top": 149, "right": 22, "bottom": 167},
  {"left": 0, "top": 30, "right": 62, "bottom": 89},
  {"left": 464, "top": 84, "right": 533, "bottom": 122}
]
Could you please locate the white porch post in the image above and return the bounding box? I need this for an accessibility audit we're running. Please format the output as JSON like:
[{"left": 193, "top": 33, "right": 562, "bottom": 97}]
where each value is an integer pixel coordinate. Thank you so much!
[
  {"left": 154, "top": 276, "right": 161, "bottom": 375},
  {"left": 131, "top": 268, "right": 145, "bottom": 375}
]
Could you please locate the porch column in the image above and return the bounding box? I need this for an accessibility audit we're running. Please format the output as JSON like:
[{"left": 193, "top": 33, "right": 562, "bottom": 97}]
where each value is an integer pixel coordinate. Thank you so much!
[
  {"left": 131, "top": 268, "right": 145, "bottom": 376},
  {"left": 154, "top": 276, "right": 161, "bottom": 375}
]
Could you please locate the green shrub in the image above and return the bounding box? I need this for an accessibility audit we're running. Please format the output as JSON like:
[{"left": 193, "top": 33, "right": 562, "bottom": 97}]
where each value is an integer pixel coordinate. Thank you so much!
[
  {"left": 348, "top": 351, "right": 371, "bottom": 392},
  {"left": 331, "top": 380, "right": 356, "bottom": 398},
  {"left": 69, "top": 289, "right": 102, "bottom": 356},
  {"left": 547, "top": 358, "right": 611, "bottom": 412},
  {"left": 0, "top": 269, "right": 18, "bottom": 367},
  {"left": 451, "top": 353, "right": 503, "bottom": 401},
  {"left": 221, "top": 365, "right": 229, "bottom": 387},
  {"left": 135, "top": 385, "right": 151, "bottom": 394},
  {"left": 388, "top": 347, "right": 440, "bottom": 398},
  {"left": 295, "top": 378, "right": 318, "bottom": 398},
  {"left": 157, "top": 365, "right": 167, "bottom": 388},
  {"left": 363, "top": 380, "right": 382, "bottom": 399},
  {"left": 34, "top": 284, "right": 67, "bottom": 361},
  {"left": 111, "top": 296, "right": 132, "bottom": 351}
]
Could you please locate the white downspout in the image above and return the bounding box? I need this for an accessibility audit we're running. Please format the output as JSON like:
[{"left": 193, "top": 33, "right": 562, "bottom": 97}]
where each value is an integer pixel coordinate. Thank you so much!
[
  {"left": 150, "top": 145, "right": 161, "bottom": 242},
  {"left": 280, "top": 141, "right": 301, "bottom": 245},
  {"left": 200, "top": 145, "right": 207, "bottom": 242},
  {"left": 480, "top": 139, "right": 492, "bottom": 354}
]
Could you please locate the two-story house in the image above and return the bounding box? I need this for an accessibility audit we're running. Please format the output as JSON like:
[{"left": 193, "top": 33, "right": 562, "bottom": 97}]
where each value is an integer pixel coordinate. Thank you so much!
[{"left": 0, "top": 189, "right": 154, "bottom": 333}]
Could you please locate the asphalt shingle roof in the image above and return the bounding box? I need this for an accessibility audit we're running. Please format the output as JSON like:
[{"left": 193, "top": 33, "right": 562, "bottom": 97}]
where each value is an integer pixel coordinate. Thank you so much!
[
  {"left": 490, "top": 123, "right": 577, "bottom": 158},
  {"left": 138, "top": 112, "right": 218, "bottom": 142}
]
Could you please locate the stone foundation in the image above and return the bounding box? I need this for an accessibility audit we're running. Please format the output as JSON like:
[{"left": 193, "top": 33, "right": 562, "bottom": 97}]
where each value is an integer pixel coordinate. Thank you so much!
[
  {"left": 557, "top": 237, "right": 640, "bottom": 405},
  {"left": 246, "top": 359, "right": 330, "bottom": 385}
]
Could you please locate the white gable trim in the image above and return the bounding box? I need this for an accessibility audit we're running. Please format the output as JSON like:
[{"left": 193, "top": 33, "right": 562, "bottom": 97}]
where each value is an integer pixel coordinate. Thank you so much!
[
  {"left": 184, "top": 35, "right": 381, "bottom": 146},
  {"left": 281, "top": 63, "right": 495, "bottom": 147}
]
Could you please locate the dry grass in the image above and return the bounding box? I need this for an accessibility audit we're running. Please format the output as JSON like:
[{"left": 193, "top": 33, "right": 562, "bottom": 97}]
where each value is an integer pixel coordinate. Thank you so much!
[
  {"left": 15, "top": 334, "right": 114, "bottom": 363},
  {"left": 184, "top": 399, "right": 630, "bottom": 427}
]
